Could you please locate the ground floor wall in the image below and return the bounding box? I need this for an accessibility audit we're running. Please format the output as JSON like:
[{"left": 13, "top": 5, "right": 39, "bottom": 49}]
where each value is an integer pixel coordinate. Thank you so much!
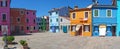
[
  {"left": 70, "top": 24, "right": 92, "bottom": 36},
  {"left": 49, "top": 26, "right": 59, "bottom": 33},
  {"left": 92, "top": 24, "right": 116, "bottom": 36},
  {"left": 0, "top": 24, "right": 10, "bottom": 36}
]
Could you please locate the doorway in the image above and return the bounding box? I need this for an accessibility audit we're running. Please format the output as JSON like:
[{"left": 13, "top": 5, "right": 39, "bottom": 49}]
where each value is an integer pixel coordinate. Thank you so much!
[
  {"left": 112, "top": 26, "right": 116, "bottom": 36},
  {"left": 2, "top": 25, "right": 8, "bottom": 35},
  {"left": 78, "top": 26, "right": 82, "bottom": 35},
  {"left": 99, "top": 25, "right": 106, "bottom": 36}
]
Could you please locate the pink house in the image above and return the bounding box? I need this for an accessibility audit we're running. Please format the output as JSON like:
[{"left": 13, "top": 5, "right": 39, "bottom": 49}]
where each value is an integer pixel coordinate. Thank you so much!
[
  {"left": 25, "top": 10, "right": 37, "bottom": 33},
  {"left": 0, "top": 0, "right": 11, "bottom": 36}
]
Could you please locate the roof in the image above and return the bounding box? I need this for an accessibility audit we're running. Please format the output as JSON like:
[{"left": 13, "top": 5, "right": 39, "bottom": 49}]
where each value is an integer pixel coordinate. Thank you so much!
[
  {"left": 70, "top": 8, "right": 91, "bottom": 12},
  {"left": 92, "top": 5, "right": 117, "bottom": 8},
  {"left": 60, "top": 16, "right": 70, "bottom": 20}
]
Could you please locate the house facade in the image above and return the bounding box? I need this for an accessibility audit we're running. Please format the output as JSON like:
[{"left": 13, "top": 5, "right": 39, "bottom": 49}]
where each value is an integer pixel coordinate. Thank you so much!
[
  {"left": 70, "top": 6, "right": 92, "bottom": 36},
  {"left": 59, "top": 16, "right": 70, "bottom": 33},
  {"left": 36, "top": 17, "right": 42, "bottom": 32},
  {"left": 117, "top": 0, "right": 120, "bottom": 36},
  {"left": 92, "top": 0, "right": 117, "bottom": 36},
  {"left": 49, "top": 7, "right": 69, "bottom": 33},
  {"left": 0, "top": 0, "right": 11, "bottom": 36},
  {"left": 26, "top": 10, "right": 37, "bottom": 33},
  {"left": 10, "top": 8, "right": 26, "bottom": 35}
]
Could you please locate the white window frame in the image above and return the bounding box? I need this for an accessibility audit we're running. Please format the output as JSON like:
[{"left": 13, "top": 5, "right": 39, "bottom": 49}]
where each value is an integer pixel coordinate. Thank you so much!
[
  {"left": 2, "top": 0, "right": 7, "bottom": 7},
  {"left": 84, "top": 25, "right": 90, "bottom": 32},
  {"left": 84, "top": 11, "right": 89, "bottom": 19},
  {"left": 72, "top": 12, "right": 76, "bottom": 19},
  {"left": 106, "top": 9, "right": 112, "bottom": 18},
  {"left": 94, "top": 9, "right": 99, "bottom": 17}
]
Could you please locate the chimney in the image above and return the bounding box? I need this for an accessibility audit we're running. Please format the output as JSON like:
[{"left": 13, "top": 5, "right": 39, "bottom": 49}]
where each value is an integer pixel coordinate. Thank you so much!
[
  {"left": 92, "top": 0, "right": 98, "bottom": 5},
  {"left": 112, "top": 0, "right": 117, "bottom": 6},
  {"left": 74, "top": 6, "right": 78, "bottom": 10}
]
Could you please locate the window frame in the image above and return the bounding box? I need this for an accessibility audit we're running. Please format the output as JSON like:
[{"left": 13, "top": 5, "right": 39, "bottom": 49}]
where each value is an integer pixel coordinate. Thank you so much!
[
  {"left": 84, "top": 25, "right": 90, "bottom": 32},
  {"left": 106, "top": 9, "right": 112, "bottom": 17},
  {"left": 2, "top": 13, "right": 7, "bottom": 21},
  {"left": 72, "top": 13, "right": 76, "bottom": 19},
  {"left": 94, "top": 9, "right": 99, "bottom": 17},
  {"left": 84, "top": 11, "right": 89, "bottom": 19}
]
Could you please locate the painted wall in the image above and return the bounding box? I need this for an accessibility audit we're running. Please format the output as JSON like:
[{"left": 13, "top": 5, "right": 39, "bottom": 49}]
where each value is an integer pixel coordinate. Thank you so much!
[
  {"left": 117, "top": 0, "right": 120, "bottom": 36},
  {"left": 26, "top": 10, "right": 37, "bottom": 33},
  {"left": 0, "top": 0, "right": 11, "bottom": 35},
  {"left": 10, "top": 8, "right": 26, "bottom": 34},
  {"left": 92, "top": 7, "right": 117, "bottom": 36},
  {"left": 59, "top": 16, "right": 70, "bottom": 33},
  {"left": 70, "top": 8, "right": 92, "bottom": 36}
]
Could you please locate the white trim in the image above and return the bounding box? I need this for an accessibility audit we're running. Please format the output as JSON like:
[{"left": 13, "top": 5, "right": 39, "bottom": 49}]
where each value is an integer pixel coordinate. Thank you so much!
[
  {"left": 106, "top": 9, "right": 112, "bottom": 18},
  {"left": 94, "top": 9, "right": 99, "bottom": 17},
  {"left": 72, "top": 12, "right": 76, "bottom": 19}
]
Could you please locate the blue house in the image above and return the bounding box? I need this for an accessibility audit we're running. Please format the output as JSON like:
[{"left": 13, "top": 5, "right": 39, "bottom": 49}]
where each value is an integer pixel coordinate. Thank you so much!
[
  {"left": 117, "top": 0, "right": 120, "bottom": 36},
  {"left": 48, "top": 7, "right": 70, "bottom": 33},
  {"left": 92, "top": 0, "right": 117, "bottom": 36},
  {"left": 36, "top": 17, "right": 42, "bottom": 32}
]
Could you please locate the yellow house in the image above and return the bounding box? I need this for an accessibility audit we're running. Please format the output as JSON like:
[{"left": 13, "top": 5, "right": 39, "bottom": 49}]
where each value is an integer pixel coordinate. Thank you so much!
[{"left": 70, "top": 6, "right": 92, "bottom": 36}]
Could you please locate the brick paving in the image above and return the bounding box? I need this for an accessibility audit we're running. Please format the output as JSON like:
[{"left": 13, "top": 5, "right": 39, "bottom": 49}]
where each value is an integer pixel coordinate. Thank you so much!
[{"left": 0, "top": 32, "right": 120, "bottom": 49}]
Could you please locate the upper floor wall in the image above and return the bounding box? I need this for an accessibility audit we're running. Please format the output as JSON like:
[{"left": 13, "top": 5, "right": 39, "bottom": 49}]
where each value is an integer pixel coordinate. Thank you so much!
[{"left": 92, "top": 8, "right": 117, "bottom": 24}]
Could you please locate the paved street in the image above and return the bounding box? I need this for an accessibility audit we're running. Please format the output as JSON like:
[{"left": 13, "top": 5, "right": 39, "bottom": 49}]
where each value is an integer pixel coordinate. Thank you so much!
[{"left": 0, "top": 32, "right": 120, "bottom": 49}]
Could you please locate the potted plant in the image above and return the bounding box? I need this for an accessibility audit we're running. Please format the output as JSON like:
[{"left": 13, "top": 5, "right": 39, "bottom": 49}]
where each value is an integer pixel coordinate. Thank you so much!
[
  {"left": 19, "top": 40, "right": 28, "bottom": 49},
  {"left": 2, "top": 36, "right": 15, "bottom": 44}
]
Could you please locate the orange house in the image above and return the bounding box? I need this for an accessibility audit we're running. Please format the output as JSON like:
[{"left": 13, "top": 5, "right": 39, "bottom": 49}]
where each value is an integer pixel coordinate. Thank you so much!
[{"left": 70, "top": 6, "right": 92, "bottom": 36}]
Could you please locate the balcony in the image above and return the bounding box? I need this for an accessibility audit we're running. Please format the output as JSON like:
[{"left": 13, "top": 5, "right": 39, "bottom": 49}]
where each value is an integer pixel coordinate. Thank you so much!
[{"left": 79, "top": 18, "right": 88, "bottom": 22}]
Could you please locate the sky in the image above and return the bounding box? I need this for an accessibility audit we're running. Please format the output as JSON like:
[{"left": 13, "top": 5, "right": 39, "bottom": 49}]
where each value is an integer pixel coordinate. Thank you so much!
[{"left": 10, "top": 0, "right": 112, "bottom": 17}]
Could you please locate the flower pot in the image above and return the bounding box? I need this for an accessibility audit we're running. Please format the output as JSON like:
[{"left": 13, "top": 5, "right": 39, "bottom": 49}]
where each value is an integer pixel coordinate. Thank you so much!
[{"left": 23, "top": 45, "right": 28, "bottom": 49}]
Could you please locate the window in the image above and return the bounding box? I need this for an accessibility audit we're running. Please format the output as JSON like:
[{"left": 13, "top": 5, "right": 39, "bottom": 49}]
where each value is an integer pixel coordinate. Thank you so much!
[
  {"left": 17, "top": 18, "right": 20, "bottom": 22},
  {"left": 61, "top": 18, "right": 63, "bottom": 22},
  {"left": 2, "top": 14, "right": 6, "bottom": 21},
  {"left": 1, "top": 0, "right": 7, "bottom": 7},
  {"left": 71, "top": 25, "right": 76, "bottom": 32},
  {"left": 0, "top": 25, "right": 1, "bottom": 31},
  {"left": 34, "top": 19, "right": 35, "bottom": 23},
  {"left": 50, "top": 19, "right": 52, "bottom": 22},
  {"left": 56, "top": 12, "right": 58, "bottom": 14},
  {"left": 72, "top": 13, "right": 76, "bottom": 19},
  {"left": 85, "top": 12, "right": 88, "bottom": 19},
  {"left": 20, "top": 11, "right": 24, "bottom": 15},
  {"left": 1, "top": 1, "right": 3, "bottom": 7},
  {"left": 34, "top": 26, "right": 35, "bottom": 30},
  {"left": 26, "top": 18, "right": 29, "bottom": 23},
  {"left": 107, "top": 9, "right": 112, "bottom": 17},
  {"left": 33, "top": 12, "right": 35, "bottom": 15},
  {"left": 84, "top": 25, "right": 90, "bottom": 32},
  {"left": 94, "top": 9, "right": 99, "bottom": 17},
  {"left": 27, "top": 27, "right": 29, "bottom": 30},
  {"left": 26, "top": 12, "right": 29, "bottom": 14},
  {"left": 56, "top": 18, "right": 58, "bottom": 22}
]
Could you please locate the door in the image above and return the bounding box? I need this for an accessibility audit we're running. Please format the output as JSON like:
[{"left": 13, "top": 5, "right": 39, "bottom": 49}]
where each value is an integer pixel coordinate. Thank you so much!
[
  {"left": 112, "top": 26, "right": 116, "bottom": 36},
  {"left": 99, "top": 25, "right": 106, "bottom": 36},
  {"left": 2, "top": 25, "right": 8, "bottom": 35},
  {"left": 63, "top": 26, "right": 67, "bottom": 33},
  {"left": 52, "top": 26, "right": 56, "bottom": 32}
]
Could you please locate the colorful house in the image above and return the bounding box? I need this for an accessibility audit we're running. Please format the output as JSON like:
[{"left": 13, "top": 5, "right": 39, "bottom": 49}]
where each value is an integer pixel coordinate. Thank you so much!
[
  {"left": 59, "top": 16, "right": 70, "bottom": 33},
  {"left": 41, "top": 16, "right": 49, "bottom": 32},
  {"left": 0, "top": 0, "right": 11, "bottom": 36},
  {"left": 26, "top": 10, "right": 37, "bottom": 33},
  {"left": 36, "top": 17, "right": 42, "bottom": 32},
  {"left": 92, "top": 0, "right": 117, "bottom": 36},
  {"left": 10, "top": 8, "right": 27, "bottom": 35},
  {"left": 117, "top": 0, "right": 120, "bottom": 36},
  {"left": 70, "top": 6, "right": 92, "bottom": 36},
  {"left": 48, "top": 7, "right": 69, "bottom": 33}
]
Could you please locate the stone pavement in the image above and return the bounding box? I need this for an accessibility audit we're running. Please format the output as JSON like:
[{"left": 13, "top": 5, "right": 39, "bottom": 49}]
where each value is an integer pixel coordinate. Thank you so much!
[{"left": 0, "top": 32, "right": 120, "bottom": 49}]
